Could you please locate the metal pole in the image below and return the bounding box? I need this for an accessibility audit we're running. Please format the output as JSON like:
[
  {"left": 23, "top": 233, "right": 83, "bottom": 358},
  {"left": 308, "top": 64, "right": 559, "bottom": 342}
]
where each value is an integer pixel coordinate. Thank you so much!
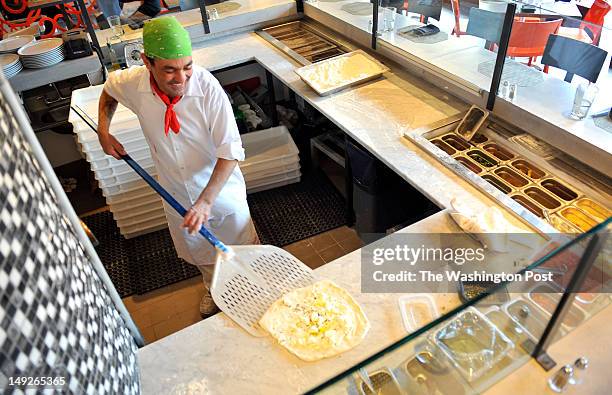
[
  {"left": 486, "top": 3, "right": 516, "bottom": 111},
  {"left": 75, "top": 0, "right": 101, "bottom": 50},
  {"left": 532, "top": 230, "right": 609, "bottom": 370},
  {"left": 0, "top": 73, "right": 145, "bottom": 347},
  {"left": 265, "top": 70, "right": 278, "bottom": 126},
  {"left": 372, "top": 0, "right": 379, "bottom": 50},
  {"left": 198, "top": 0, "right": 210, "bottom": 34}
]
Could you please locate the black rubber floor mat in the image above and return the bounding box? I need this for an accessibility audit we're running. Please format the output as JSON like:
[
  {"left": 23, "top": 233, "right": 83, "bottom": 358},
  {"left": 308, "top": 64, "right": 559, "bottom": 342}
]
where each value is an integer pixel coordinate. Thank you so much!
[
  {"left": 247, "top": 171, "right": 347, "bottom": 246},
  {"left": 82, "top": 211, "right": 200, "bottom": 297}
]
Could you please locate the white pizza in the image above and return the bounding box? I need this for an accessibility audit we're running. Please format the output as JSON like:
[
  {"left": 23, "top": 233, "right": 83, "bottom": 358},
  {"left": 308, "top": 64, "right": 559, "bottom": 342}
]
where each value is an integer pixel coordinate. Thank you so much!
[{"left": 259, "top": 280, "right": 370, "bottom": 362}]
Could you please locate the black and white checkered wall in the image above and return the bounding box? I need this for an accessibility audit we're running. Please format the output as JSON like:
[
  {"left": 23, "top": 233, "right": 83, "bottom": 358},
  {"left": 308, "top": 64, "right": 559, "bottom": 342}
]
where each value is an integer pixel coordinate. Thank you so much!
[{"left": 0, "top": 86, "right": 140, "bottom": 393}]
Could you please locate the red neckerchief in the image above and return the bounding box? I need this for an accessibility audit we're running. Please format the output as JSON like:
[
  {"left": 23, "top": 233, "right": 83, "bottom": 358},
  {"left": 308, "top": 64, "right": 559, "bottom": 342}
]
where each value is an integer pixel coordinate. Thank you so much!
[{"left": 149, "top": 74, "right": 181, "bottom": 136}]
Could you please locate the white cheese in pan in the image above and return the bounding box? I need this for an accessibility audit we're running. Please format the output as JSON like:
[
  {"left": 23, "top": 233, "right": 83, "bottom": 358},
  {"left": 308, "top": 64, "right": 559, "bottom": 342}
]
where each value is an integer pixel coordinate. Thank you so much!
[
  {"left": 299, "top": 53, "right": 384, "bottom": 92},
  {"left": 259, "top": 280, "right": 369, "bottom": 362}
]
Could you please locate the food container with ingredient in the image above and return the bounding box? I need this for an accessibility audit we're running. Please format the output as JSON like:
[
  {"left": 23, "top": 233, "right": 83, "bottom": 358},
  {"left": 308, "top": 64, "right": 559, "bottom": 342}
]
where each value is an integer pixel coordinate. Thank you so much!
[
  {"left": 511, "top": 194, "right": 545, "bottom": 218},
  {"left": 574, "top": 198, "right": 610, "bottom": 223},
  {"left": 357, "top": 368, "right": 402, "bottom": 395},
  {"left": 527, "top": 284, "right": 587, "bottom": 329},
  {"left": 434, "top": 307, "right": 514, "bottom": 382},
  {"left": 482, "top": 174, "right": 513, "bottom": 194},
  {"left": 495, "top": 167, "right": 529, "bottom": 188},
  {"left": 295, "top": 50, "right": 389, "bottom": 96},
  {"left": 560, "top": 207, "right": 598, "bottom": 232},
  {"left": 431, "top": 139, "right": 457, "bottom": 155},
  {"left": 455, "top": 156, "right": 483, "bottom": 174},
  {"left": 524, "top": 187, "right": 562, "bottom": 210},
  {"left": 441, "top": 133, "right": 471, "bottom": 151},
  {"left": 510, "top": 159, "right": 546, "bottom": 180},
  {"left": 540, "top": 179, "right": 579, "bottom": 202},
  {"left": 503, "top": 299, "right": 548, "bottom": 340},
  {"left": 405, "top": 346, "right": 467, "bottom": 395},
  {"left": 458, "top": 281, "right": 510, "bottom": 306},
  {"left": 549, "top": 214, "right": 581, "bottom": 233},
  {"left": 472, "top": 132, "right": 488, "bottom": 144},
  {"left": 483, "top": 143, "right": 514, "bottom": 161},
  {"left": 466, "top": 149, "right": 498, "bottom": 168},
  {"left": 486, "top": 309, "right": 529, "bottom": 345},
  {"left": 398, "top": 294, "right": 439, "bottom": 332}
]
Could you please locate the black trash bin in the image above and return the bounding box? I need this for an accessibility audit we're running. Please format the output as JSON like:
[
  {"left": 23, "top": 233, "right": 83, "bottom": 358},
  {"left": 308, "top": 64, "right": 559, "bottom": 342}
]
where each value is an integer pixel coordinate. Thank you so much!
[{"left": 347, "top": 140, "right": 439, "bottom": 243}]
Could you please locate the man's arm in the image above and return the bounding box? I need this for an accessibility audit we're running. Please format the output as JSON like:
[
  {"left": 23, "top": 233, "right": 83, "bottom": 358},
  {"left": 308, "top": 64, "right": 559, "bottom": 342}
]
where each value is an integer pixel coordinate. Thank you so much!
[
  {"left": 183, "top": 158, "right": 237, "bottom": 234},
  {"left": 97, "top": 89, "right": 126, "bottom": 159}
]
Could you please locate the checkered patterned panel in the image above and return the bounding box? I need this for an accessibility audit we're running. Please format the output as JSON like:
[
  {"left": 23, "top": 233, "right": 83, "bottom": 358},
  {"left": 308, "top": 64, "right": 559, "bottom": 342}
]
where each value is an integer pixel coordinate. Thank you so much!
[{"left": 0, "top": 88, "right": 139, "bottom": 394}]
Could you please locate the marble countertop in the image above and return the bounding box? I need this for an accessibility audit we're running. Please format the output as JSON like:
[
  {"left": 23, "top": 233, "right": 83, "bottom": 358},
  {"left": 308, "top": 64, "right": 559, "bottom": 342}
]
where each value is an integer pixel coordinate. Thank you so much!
[
  {"left": 303, "top": 0, "right": 612, "bottom": 176},
  {"left": 136, "top": 30, "right": 551, "bottom": 394}
]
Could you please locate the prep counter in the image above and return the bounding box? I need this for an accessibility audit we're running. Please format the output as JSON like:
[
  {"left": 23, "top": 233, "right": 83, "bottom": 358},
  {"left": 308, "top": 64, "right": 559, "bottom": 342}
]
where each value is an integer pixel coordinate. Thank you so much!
[{"left": 127, "top": 29, "right": 611, "bottom": 393}]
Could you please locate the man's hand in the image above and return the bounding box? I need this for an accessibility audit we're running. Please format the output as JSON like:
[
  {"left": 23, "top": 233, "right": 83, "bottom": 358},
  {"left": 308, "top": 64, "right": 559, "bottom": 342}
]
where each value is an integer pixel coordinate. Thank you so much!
[
  {"left": 183, "top": 200, "right": 213, "bottom": 235},
  {"left": 99, "top": 133, "right": 127, "bottom": 159}
]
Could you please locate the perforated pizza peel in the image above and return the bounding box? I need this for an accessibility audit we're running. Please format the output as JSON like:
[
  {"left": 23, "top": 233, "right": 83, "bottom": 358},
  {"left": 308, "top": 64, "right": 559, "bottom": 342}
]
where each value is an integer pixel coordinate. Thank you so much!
[{"left": 123, "top": 155, "right": 315, "bottom": 336}]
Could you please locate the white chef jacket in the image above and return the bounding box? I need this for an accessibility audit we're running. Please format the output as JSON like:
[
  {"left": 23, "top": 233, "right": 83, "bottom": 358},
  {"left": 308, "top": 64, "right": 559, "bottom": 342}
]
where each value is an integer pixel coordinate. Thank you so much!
[{"left": 104, "top": 65, "right": 257, "bottom": 266}]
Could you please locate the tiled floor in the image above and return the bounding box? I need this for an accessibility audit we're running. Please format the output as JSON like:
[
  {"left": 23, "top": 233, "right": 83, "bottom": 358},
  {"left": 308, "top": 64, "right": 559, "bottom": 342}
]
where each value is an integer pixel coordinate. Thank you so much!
[{"left": 123, "top": 226, "right": 364, "bottom": 345}]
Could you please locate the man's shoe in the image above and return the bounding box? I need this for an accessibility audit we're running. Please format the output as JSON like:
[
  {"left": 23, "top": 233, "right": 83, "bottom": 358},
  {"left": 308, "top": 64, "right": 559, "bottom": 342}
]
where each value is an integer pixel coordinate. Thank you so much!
[{"left": 199, "top": 292, "right": 220, "bottom": 319}]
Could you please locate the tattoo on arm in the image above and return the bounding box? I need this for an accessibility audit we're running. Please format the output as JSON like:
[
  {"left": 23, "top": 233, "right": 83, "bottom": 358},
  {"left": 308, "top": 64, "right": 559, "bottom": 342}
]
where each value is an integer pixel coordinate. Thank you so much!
[{"left": 98, "top": 90, "right": 118, "bottom": 135}]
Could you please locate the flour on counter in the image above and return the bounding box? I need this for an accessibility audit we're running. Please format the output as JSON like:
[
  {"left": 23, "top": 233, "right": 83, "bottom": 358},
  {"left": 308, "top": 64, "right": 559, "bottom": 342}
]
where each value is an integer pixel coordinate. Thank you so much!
[{"left": 299, "top": 53, "right": 384, "bottom": 92}]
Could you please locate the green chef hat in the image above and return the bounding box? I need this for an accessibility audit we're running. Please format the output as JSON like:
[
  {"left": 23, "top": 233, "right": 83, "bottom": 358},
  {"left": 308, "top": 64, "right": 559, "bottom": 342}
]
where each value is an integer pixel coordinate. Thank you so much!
[{"left": 143, "top": 16, "right": 192, "bottom": 60}]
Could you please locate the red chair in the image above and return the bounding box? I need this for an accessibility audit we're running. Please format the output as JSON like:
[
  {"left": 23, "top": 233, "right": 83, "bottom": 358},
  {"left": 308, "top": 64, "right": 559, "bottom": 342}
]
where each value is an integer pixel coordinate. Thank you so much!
[
  {"left": 557, "top": 0, "right": 611, "bottom": 45},
  {"left": 451, "top": 0, "right": 465, "bottom": 37},
  {"left": 507, "top": 18, "right": 563, "bottom": 67}
]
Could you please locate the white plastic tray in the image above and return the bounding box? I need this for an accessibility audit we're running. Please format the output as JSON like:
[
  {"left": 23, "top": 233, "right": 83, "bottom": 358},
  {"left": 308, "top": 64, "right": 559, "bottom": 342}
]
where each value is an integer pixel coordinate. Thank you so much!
[
  {"left": 83, "top": 138, "right": 149, "bottom": 161},
  {"left": 116, "top": 210, "right": 167, "bottom": 228},
  {"left": 108, "top": 191, "right": 160, "bottom": 211},
  {"left": 94, "top": 156, "right": 155, "bottom": 178},
  {"left": 88, "top": 146, "right": 151, "bottom": 170},
  {"left": 100, "top": 177, "right": 152, "bottom": 197},
  {"left": 240, "top": 126, "right": 299, "bottom": 173},
  {"left": 105, "top": 184, "right": 155, "bottom": 204},
  {"left": 246, "top": 169, "right": 301, "bottom": 188},
  {"left": 111, "top": 202, "right": 165, "bottom": 225},
  {"left": 121, "top": 221, "right": 168, "bottom": 239},
  {"left": 247, "top": 174, "right": 301, "bottom": 193},
  {"left": 95, "top": 164, "right": 156, "bottom": 188},
  {"left": 243, "top": 160, "right": 300, "bottom": 183}
]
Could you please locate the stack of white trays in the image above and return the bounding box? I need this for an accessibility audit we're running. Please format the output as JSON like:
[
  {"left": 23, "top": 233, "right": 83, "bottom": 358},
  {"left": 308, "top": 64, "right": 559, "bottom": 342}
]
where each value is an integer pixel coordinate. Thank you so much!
[
  {"left": 71, "top": 85, "right": 167, "bottom": 239},
  {"left": 240, "top": 126, "right": 301, "bottom": 193}
]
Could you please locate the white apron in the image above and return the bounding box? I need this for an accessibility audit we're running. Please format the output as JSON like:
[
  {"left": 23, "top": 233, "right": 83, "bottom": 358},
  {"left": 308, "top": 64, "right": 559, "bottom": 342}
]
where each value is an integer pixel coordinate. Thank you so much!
[{"left": 104, "top": 65, "right": 257, "bottom": 266}]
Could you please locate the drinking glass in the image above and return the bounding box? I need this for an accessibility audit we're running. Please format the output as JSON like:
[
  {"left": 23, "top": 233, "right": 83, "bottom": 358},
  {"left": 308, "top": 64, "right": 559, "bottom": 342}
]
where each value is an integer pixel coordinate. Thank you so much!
[
  {"left": 107, "top": 15, "right": 124, "bottom": 40},
  {"left": 569, "top": 82, "right": 598, "bottom": 120}
]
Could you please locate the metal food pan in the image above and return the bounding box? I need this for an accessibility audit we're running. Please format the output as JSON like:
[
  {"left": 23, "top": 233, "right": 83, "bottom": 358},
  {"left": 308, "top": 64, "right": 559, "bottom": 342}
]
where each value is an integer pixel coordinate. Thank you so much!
[
  {"left": 440, "top": 133, "right": 472, "bottom": 151},
  {"left": 503, "top": 298, "right": 550, "bottom": 340},
  {"left": 527, "top": 286, "right": 587, "bottom": 329},
  {"left": 472, "top": 132, "right": 489, "bottom": 145},
  {"left": 433, "top": 308, "right": 514, "bottom": 383},
  {"left": 454, "top": 154, "right": 484, "bottom": 175},
  {"left": 430, "top": 138, "right": 457, "bottom": 155},
  {"left": 523, "top": 186, "right": 562, "bottom": 211},
  {"left": 357, "top": 368, "right": 402, "bottom": 395},
  {"left": 574, "top": 198, "right": 611, "bottom": 223},
  {"left": 549, "top": 214, "right": 582, "bottom": 234},
  {"left": 540, "top": 178, "right": 580, "bottom": 203},
  {"left": 466, "top": 149, "right": 498, "bottom": 168},
  {"left": 482, "top": 143, "right": 515, "bottom": 162},
  {"left": 510, "top": 159, "right": 546, "bottom": 180},
  {"left": 294, "top": 50, "right": 389, "bottom": 96},
  {"left": 494, "top": 167, "right": 530, "bottom": 189},
  {"left": 482, "top": 174, "right": 514, "bottom": 194},
  {"left": 559, "top": 206, "right": 599, "bottom": 232},
  {"left": 511, "top": 194, "right": 545, "bottom": 219}
]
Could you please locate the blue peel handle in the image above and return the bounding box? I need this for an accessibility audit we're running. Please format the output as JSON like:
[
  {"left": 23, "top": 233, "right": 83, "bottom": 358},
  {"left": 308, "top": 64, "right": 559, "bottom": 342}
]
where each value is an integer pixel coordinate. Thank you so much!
[{"left": 121, "top": 154, "right": 229, "bottom": 253}]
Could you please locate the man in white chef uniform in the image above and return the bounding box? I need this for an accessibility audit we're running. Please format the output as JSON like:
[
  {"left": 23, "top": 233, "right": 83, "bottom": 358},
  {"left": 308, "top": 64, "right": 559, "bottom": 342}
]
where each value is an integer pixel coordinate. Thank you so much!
[{"left": 97, "top": 16, "right": 258, "bottom": 317}]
